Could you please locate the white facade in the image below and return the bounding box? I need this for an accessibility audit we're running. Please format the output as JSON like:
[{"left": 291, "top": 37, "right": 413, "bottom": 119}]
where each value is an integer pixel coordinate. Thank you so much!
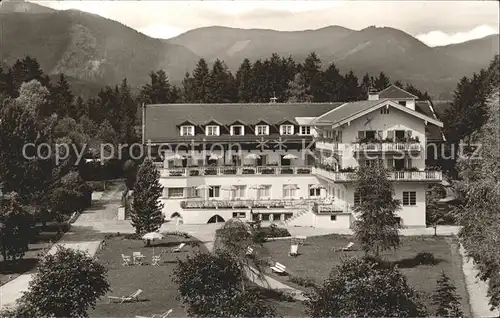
[{"left": 152, "top": 87, "right": 443, "bottom": 228}]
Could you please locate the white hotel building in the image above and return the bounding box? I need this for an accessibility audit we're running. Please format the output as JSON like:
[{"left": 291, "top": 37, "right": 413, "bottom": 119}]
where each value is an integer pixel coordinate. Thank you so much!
[{"left": 143, "top": 85, "right": 444, "bottom": 229}]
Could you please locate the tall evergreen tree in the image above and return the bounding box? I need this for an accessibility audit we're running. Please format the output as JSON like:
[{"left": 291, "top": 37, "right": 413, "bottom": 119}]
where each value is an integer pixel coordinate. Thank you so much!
[
  {"left": 9, "top": 56, "right": 49, "bottom": 97},
  {"left": 286, "top": 73, "right": 312, "bottom": 102},
  {"left": 140, "top": 70, "right": 172, "bottom": 104},
  {"left": 130, "top": 159, "right": 164, "bottom": 236},
  {"left": 170, "top": 85, "right": 181, "bottom": 103},
  {"left": 353, "top": 164, "right": 402, "bottom": 256},
  {"left": 236, "top": 58, "right": 252, "bottom": 103},
  {"left": 181, "top": 72, "right": 195, "bottom": 103},
  {"left": 51, "top": 73, "right": 74, "bottom": 118},
  {"left": 360, "top": 73, "right": 373, "bottom": 99},
  {"left": 208, "top": 59, "right": 236, "bottom": 103},
  {"left": 322, "top": 62, "right": 343, "bottom": 101},
  {"left": 432, "top": 271, "right": 463, "bottom": 317},
  {"left": 341, "top": 71, "right": 361, "bottom": 101},
  {"left": 118, "top": 78, "right": 137, "bottom": 144},
  {"left": 374, "top": 71, "right": 391, "bottom": 91},
  {"left": 250, "top": 59, "right": 267, "bottom": 102},
  {"left": 302, "top": 52, "right": 323, "bottom": 101},
  {"left": 192, "top": 58, "right": 211, "bottom": 103}
]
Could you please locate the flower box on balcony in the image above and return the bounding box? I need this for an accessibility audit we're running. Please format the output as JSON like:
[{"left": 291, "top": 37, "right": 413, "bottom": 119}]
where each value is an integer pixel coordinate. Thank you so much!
[
  {"left": 169, "top": 170, "right": 184, "bottom": 177},
  {"left": 180, "top": 201, "right": 187, "bottom": 209},
  {"left": 280, "top": 168, "right": 293, "bottom": 174},
  {"left": 223, "top": 169, "right": 237, "bottom": 175},
  {"left": 242, "top": 168, "right": 255, "bottom": 174},
  {"left": 205, "top": 169, "right": 217, "bottom": 175},
  {"left": 261, "top": 168, "right": 275, "bottom": 174},
  {"left": 189, "top": 170, "right": 200, "bottom": 176},
  {"left": 297, "top": 168, "right": 311, "bottom": 174},
  {"left": 339, "top": 167, "right": 356, "bottom": 172}
]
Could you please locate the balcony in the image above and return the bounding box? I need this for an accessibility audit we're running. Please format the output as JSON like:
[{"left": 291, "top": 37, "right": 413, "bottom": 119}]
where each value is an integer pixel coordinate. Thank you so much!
[
  {"left": 352, "top": 142, "right": 421, "bottom": 153},
  {"left": 313, "top": 166, "right": 442, "bottom": 182},
  {"left": 179, "top": 198, "right": 319, "bottom": 210},
  {"left": 315, "top": 140, "right": 340, "bottom": 151},
  {"left": 160, "top": 166, "right": 313, "bottom": 178},
  {"left": 312, "top": 202, "right": 352, "bottom": 214}
]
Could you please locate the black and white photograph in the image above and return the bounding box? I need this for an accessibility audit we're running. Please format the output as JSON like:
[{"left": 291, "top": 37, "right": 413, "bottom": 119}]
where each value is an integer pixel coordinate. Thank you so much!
[{"left": 0, "top": 0, "right": 498, "bottom": 317}]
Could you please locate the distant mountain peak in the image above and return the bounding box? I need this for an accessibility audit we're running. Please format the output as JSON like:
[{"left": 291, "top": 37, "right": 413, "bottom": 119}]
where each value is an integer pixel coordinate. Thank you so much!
[{"left": 0, "top": 0, "right": 55, "bottom": 13}]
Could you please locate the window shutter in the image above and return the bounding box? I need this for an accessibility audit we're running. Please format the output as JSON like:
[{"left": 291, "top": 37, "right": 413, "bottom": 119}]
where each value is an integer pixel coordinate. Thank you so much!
[
  {"left": 377, "top": 130, "right": 383, "bottom": 140},
  {"left": 357, "top": 131, "right": 364, "bottom": 140},
  {"left": 386, "top": 158, "right": 394, "bottom": 169},
  {"left": 387, "top": 130, "right": 394, "bottom": 140},
  {"left": 406, "top": 158, "right": 412, "bottom": 169}
]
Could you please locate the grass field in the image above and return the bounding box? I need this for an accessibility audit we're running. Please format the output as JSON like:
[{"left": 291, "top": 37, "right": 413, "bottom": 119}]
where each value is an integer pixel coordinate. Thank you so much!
[
  {"left": 90, "top": 234, "right": 305, "bottom": 317},
  {"left": 258, "top": 234, "right": 471, "bottom": 317}
]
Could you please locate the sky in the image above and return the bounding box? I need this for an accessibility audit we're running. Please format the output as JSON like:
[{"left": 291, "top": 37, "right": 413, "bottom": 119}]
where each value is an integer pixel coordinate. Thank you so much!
[{"left": 32, "top": 0, "right": 499, "bottom": 47}]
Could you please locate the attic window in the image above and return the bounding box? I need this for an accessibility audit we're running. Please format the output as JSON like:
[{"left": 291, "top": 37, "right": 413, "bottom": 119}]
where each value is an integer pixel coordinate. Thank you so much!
[
  {"left": 398, "top": 101, "right": 406, "bottom": 107},
  {"left": 206, "top": 125, "right": 220, "bottom": 136},
  {"left": 231, "top": 125, "right": 244, "bottom": 136},
  {"left": 280, "top": 125, "right": 294, "bottom": 135},
  {"left": 180, "top": 125, "right": 194, "bottom": 136},
  {"left": 255, "top": 125, "right": 269, "bottom": 136},
  {"left": 299, "top": 126, "right": 311, "bottom": 135}
]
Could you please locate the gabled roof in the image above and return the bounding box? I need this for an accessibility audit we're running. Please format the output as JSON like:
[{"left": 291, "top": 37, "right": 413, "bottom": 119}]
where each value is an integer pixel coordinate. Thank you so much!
[
  {"left": 144, "top": 103, "right": 343, "bottom": 142},
  {"left": 204, "top": 119, "right": 224, "bottom": 126},
  {"left": 295, "top": 117, "right": 316, "bottom": 125},
  {"left": 378, "top": 85, "right": 418, "bottom": 99},
  {"left": 310, "top": 99, "right": 443, "bottom": 129}
]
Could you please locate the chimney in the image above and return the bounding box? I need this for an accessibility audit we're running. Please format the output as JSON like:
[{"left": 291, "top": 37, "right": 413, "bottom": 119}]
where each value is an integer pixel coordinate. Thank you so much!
[{"left": 368, "top": 89, "right": 379, "bottom": 101}]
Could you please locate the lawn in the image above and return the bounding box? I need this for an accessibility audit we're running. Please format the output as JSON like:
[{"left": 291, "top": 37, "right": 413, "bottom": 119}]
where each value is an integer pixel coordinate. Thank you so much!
[
  {"left": 259, "top": 234, "right": 472, "bottom": 317},
  {"left": 90, "top": 234, "right": 305, "bottom": 317}
]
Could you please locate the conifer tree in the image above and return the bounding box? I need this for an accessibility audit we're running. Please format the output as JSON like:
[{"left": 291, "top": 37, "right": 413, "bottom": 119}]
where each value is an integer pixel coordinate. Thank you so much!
[
  {"left": 432, "top": 271, "right": 463, "bottom": 317},
  {"left": 236, "top": 58, "right": 252, "bottom": 103},
  {"left": 302, "top": 52, "right": 323, "bottom": 100},
  {"left": 130, "top": 159, "right": 164, "bottom": 236},
  {"left": 341, "top": 71, "right": 361, "bottom": 101},
  {"left": 353, "top": 164, "right": 402, "bottom": 256},
  {"left": 360, "top": 73, "right": 373, "bottom": 99},
  {"left": 250, "top": 59, "right": 267, "bottom": 102},
  {"left": 192, "top": 58, "right": 211, "bottom": 103},
  {"left": 118, "top": 78, "right": 137, "bottom": 144},
  {"left": 322, "top": 62, "right": 343, "bottom": 101},
  {"left": 286, "top": 73, "right": 312, "bottom": 102},
  {"left": 51, "top": 73, "right": 73, "bottom": 118},
  {"left": 374, "top": 71, "right": 391, "bottom": 91},
  {"left": 181, "top": 72, "right": 195, "bottom": 103},
  {"left": 140, "top": 70, "right": 172, "bottom": 104}
]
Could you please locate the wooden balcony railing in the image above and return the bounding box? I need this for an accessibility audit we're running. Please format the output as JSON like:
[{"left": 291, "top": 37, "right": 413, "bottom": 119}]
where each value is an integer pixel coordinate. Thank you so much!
[
  {"left": 312, "top": 202, "right": 352, "bottom": 214},
  {"left": 313, "top": 166, "right": 442, "bottom": 182},
  {"left": 161, "top": 166, "right": 313, "bottom": 178}
]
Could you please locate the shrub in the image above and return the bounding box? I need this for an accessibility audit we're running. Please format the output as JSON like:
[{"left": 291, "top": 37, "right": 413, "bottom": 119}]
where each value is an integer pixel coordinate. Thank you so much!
[
  {"left": 255, "top": 224, "right": 291, "bottom": 239},
  {"left": 189, "top": 169, "right": 200, "bottom": 176},
  {"left": 415, "top": 252, "right": 437, "bottom": 265},
  {"left": 242, "top": 168, "right": 255, "bottom": 174},
  {"left": 288, "top": 275, "right": 317, "bottom": 288}
]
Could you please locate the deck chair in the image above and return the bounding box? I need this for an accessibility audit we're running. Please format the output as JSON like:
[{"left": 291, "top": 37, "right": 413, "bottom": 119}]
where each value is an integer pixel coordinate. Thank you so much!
[
  {"left": 152, "top": 255, "right": 161, "bottom": 266},
  {"left": 136, "top": 309, "right": 173, "bottom": 318},
  {"left": 133, "top": 252, "right": 145, "bottom": 265},
  {"left": 289, "top": 244, "right": 299, "bottom": 257},
  {"left": 335, "top": 242, "right": 355, "bottom": 252},
  {"left": 270, "top": 262, "right": 287, "bottom": 275},
  {"left": 121, "top": 254, "right": 132, "bottom": 266},
  {"left": 108, "top": 289, "right": 143, "bottom": 303},
  {"left": 172, "top": 243, "right": 186, "bottom": 253},
  {"left": 246, "top": 246, "right": 254, "bottom": 256}
]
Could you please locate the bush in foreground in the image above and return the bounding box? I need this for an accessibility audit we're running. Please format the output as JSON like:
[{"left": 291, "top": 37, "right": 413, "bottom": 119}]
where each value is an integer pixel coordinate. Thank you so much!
[
  {"left": 172, "top": 250, "right": 277, "bottom": 317},
  {"left": 13, "top": 246, "right": 110, "bottom": 317},
  {"left": 305, "top": 257, "right": 427, "bottom": 317}
]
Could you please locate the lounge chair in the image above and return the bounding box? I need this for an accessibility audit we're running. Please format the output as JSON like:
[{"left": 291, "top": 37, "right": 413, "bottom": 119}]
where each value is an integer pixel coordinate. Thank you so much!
[
  {"left": 136, "top": 309, "right": 173, "bottom": 318},
  {"left": 270, "top": 262, "right": 287, "bottom": 275},
  {"left": 334, "top": 242, "right": 355, "bottom": 252},
  {"left": 289, "top": 244, "right": 299, "bottom": 257},
  {"left": 152, "top": 255, "right": 161, "bottom": 266},
  {"left": 292, "top": 236, "right": 307, "bottom": 246},
  {"left": 246, "top": 246, "right": 254, "bottom": 256},
  {"left": 121, "top": 254, "right": 132, "bottom": 266},
  {"left": 108, "top": 289, "right": 143, "bottom": 303},
  {"left": 172, "top": 242, "right": 186, "bottom": 253},
  {"left": 133, "top": 252, "right": 145, "bottom": 265}
]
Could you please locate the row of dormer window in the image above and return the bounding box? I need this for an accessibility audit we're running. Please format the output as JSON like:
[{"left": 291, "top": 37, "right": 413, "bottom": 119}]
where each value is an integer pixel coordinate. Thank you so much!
[{"left": 180, "top": 124, "right": 312, "bottom": 137}]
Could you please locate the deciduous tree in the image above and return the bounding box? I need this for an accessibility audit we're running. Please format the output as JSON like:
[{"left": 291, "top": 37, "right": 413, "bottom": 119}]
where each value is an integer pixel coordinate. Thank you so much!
[{"left": 16, "top": 246, "right": 110, "bottom": 317}]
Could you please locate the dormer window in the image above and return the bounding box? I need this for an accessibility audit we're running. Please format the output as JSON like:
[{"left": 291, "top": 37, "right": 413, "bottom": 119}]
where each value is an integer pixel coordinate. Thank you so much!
[
  {"left": 280, "top": 125, "right": 294, "bottom": 135},
  {"left": 206, "top": 125, "right": 220, "bottom": 136},
  {"left": 299, "top": 126, "right": 311, "bottom": 135},
  {"left": 230, "top": 125, "right": 244, "bottom": 136},
  {"left": 255, "top": 125, "right": 269, "bottom": 136},
  {"left": 180, "top": 125, "right": 194, "bottom": 136}
]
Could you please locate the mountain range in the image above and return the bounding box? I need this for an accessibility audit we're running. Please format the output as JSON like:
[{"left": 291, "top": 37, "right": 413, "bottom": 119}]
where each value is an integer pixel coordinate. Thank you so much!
[{"left": 1, "top": 0, "right": 498, "bottom": 99}]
